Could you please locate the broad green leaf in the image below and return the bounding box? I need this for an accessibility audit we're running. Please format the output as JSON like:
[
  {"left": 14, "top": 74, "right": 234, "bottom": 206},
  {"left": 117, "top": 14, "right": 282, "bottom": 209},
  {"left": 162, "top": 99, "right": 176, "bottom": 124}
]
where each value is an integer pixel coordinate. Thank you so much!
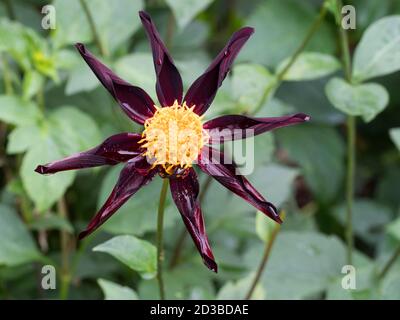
[
  {"left": 22, "top": 70, "right": 44, "bottom": 100},
  {"left": 231, "top": 63, "right": 276, "bottom": 114},
  {"left": 244, "top": 231, "right": 346, "bottom": 299},
  {"left": 0, "top": 205, "right": 41, "bottom": 266},
  {"left": 353, "top": 15, "right": 400, "bottom": 82},
  {"left": 97, "top": 278, "right": 138, "bottom": 300},
  {"left": 53, "top": 0, "right": 143, "bottom": 53},
  {"left": 255, "top": 211, "right": 278, "bottom": 243},
  {"left": 0, "top": 95, "right": 41, "bottom": 126},
  {"left": 277, "top": 124, "right": 345, "bottom": 202},
  {"left": 250, "top": 164, "right": 299, "bottom": 207},
  {"left": 325, "top": 77, "right": 389, "bottom": 122},
  {"left": 93, "top": 235, "right": 156, "bottom": 279},
  {"left": 21, "top": 137, "right": 75, "bottom": 212},
  {"left": 165, "top": 0, "right": 215, "bottom": 30},
  {"left": 114, "top": 53, "right": 156, "bottom": 100},
  {"left": 217, "top": 275, "right": 265, "bottom": 300},
  {"left": 29, "top": 214, "right": 74, "bottom": 233},
  {"left": 48, "top": 106, "right": 102, "bottom": 154},
  {"left": 65, "top": 63, "right": 100, "bottom": 95},
  {"left": 276, "top": 52, "right": 341, "bottom": 81},
  {"left": 335, "top": 200, "right": 392, "bottom": 244},
  {"left": 99, "top": 166, "right": 178, "bottom": 236},
  {"left": 7, "top": 124, "right": 42, "bottom": 154},
  {"left": 239, "top": 0, "right": 335, "bottom": 67},
  {"left": 387, "top": 217, "right": 400, "bottom": 242},
  {"left": 389, "top": 128, "right": 400, "bottom": 151}
]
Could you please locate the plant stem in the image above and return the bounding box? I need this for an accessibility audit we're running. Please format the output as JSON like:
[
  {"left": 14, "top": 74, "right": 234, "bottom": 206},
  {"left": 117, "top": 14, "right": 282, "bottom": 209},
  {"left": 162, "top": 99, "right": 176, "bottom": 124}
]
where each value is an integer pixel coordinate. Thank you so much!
[
  {"left": 156, "top": 179, "right": 169, "bottom": 300},
  {"left": 168, "top": 175, "right": 213, "bottom": 269},
  {"left": 1, "top": 54, "right": 14, "bottom": 95},
  {"left": 245, "top": 220, "right": 282, "bottom": 300},
  {"left": 378, "top": 245, "right": 400, "bottom": 280},
  {"left": 336, "top": 0, "right": 355, "bottom": 265},
  {"left": 275, "top": 3, "right": 328, "bottom": 83},
  {"left": 58, "top": 197, "right": 72, "bottom": 300},
  {"left": 79, "top": 0, "right": 108, "bottom": 57},
  {"left": 253, "top": 1, "right": 328, "bottom": 115}
]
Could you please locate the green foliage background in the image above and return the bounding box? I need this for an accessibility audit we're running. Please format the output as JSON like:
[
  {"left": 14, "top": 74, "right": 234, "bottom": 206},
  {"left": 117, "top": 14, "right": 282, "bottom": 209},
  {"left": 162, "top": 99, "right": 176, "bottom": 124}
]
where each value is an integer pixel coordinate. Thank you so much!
[{"left": 0, "top": 0, "right": 399, "bottom": 300}]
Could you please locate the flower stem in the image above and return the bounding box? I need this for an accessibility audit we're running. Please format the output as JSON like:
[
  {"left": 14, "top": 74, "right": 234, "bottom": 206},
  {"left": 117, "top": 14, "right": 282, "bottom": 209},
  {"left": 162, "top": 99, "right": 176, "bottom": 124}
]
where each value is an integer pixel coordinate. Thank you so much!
[
  {"left": 79, "top": 0, "right": 108, "bottom": 57},
  {"left": 253, "top": 1, "right": 328, "bottom": 114},
  {"left": 168, "top": 175, "right": 213, "bottom": 269},
  {"left": 275, "top": 3, "right": 328, "bottom": 83},
  {"left": 2, "top": 0, "right": 15, "bottom": 20},
  {"left": 378, "top": 245, "right": 400, "bottom": 280},
  {"left": 157, "top": 178, "right": 169, "bottom": 300},
  {"left": 58, "top": 197, "right": 72, "bottom": 300},
  {"left": 244, "top": 219, "right": 282, "bottom": 300},
  {"left": 336, "top": 0, "right": 355, "bottom": 265}
]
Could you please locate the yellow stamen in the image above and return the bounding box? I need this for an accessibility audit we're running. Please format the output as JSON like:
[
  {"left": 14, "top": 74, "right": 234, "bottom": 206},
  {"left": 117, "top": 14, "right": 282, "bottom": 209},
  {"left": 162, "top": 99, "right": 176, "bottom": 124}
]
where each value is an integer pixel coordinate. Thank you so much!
[{"left": 141, "top": 100, "right": 208, "bottom": 172}]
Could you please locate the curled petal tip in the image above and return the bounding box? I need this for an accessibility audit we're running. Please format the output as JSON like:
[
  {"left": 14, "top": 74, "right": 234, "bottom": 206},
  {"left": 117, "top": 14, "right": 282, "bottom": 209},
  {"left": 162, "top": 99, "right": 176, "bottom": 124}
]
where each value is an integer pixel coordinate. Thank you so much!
[
  {"left": 203, "top": 256, "right": 218, "bottom": 273},
  {"left": 241, "top": 26, "right": 255, "bottom": 36},
  {"left": 35, "top": 165, "right": 47, "bottom": 175},
  {"left": 138, "top": 10, "right": 150, "bottom": 21},
  {"left": 296, "top": 113, "right": 311, "bottom": 122}
]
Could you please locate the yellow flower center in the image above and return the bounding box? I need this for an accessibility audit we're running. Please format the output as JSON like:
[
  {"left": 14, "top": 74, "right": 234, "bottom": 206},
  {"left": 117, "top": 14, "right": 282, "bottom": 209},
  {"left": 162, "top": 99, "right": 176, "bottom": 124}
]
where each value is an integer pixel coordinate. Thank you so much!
[{"left": 140, "top": 101, "right": 208, "bottom": 175}]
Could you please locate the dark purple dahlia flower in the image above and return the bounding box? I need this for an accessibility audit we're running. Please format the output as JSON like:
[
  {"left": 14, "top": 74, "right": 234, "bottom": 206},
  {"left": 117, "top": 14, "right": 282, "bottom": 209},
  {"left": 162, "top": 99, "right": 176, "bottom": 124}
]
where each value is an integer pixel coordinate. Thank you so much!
[{"left": 35, "top": 11, "right": 309, "bottom": 272}]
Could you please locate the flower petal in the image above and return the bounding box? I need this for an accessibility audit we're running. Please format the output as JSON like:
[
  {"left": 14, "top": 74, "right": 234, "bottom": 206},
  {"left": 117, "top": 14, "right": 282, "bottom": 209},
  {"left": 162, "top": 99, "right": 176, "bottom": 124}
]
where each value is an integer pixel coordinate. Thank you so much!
[
  {"left": 184, "top": 27, "right": 254, "bottom": 115},
  {"left": 139, "top": 11, "right": 183, "bottom": 107},
  {"left": 169, "top": 168, "right": 217, "bottom": 272},
  {"left": 197, "top": 147, "right": 282, "bottom": 223},
  {"left": 75, "top": 43, "right": 156, "bottom": 124},
  {"left": 204, "top": 113, "right": 310, "bottom": 144},
  {"left": 35, "top": 133, "right": 143, "bottom": 175},
  {"left": 78, "top": 158, "right": 155, "bottom": 239}
]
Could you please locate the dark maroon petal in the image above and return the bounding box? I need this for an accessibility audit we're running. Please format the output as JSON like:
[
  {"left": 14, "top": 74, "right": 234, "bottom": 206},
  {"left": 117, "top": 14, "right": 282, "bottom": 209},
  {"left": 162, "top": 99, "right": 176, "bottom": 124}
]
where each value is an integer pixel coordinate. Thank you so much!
[
  {"left": 169, "top": 168, "right": 217, "bottom": 272},
  {"left": 35, "top": 133, "right": 143, "bottom": 175},
  {"left": 139, "top": 11, "right": 183, "bottom": 107},
  {"left": 204, "top": 113, "right": 310, "bottom": 144},
  {"left": 184, "top": 27, "right": 254, "bottom": 115},
  {"left": 197, "top": 147, "right": 282, "bottom": 224},
  {"left": 79, "top": 158, "right": 155, "bottom": 239},
  {"left": 75, "top": 43, "right": 156, "bottom": 124}
]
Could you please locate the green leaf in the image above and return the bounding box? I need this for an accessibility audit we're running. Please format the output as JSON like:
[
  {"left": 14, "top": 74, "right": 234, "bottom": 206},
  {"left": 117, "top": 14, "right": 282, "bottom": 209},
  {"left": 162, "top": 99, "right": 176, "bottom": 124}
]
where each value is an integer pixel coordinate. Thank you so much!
[
  {"left": 114, "top": 53, "right": 156, "bottom": 100},
  {"left": 93, "top": 235, "right": 156, "bottom": 279},
  {"left": 0, "top": 95, "right": 41, "bottom": 126},
  {"left": 217, "top": 275, "right": 265, "bottom": 300},
  {"left": 389, "top": 128, "right": 400, "bottom": 151},
  {"left": 231, "top": 63, "right": 276, "bottom": 113},
  {"left": 0, "top": 205, "right": 41, "bottom": 266},
  {"left": 277, "top": 124, "right": 345, "bottom": 202},
  {"left": 29, "top": 214, "right": 74, "bottom": 233},
  {"left": 244, "top": 231, "right": 346, "bottom": 299},
  {"left": 97, "top": 278, "right": 138, "bottom": 300},
  {"left": 239, "top": 0, "right": 335, "bottom": 67},
  {"left": 48, "top": 106, "right": 102, "bottom": 154},
  {"left": 65, "top": 63, "right": 100, "bottom": 95},
  {"left": 22, "top": 70, "right": 45, "bottom": 101},
  {"left": 7, "top": 124, "right": 42, "bottom": 154},
  {"left": 276, "top": 52, "right": 341, "bottom": 81},
  {"left": 255, "top": 211, "right": 278, "bottom": 243},
  {"left": 165, "top": 0, "right": 215, "bottom": 30},
  {"left": 99, "top": 166, "right": 178, "bottom": 236},
  {"left": 53, "top": 0, "right": 143, "bottom": 53},
  {"left": 325, "top": 77, "right": 389, "bottom": 122},
  {"left": 20, "top": 137, "right": 75, "bottom": 212},
  {"left": 387, "top": 217, "right": 400, "bottom": 242},
  {"left": 250, "top": 164, "right": 299, "bottom": 207},
  {"left": 353, "top": 15, "right": 400, "bottom": 82}
]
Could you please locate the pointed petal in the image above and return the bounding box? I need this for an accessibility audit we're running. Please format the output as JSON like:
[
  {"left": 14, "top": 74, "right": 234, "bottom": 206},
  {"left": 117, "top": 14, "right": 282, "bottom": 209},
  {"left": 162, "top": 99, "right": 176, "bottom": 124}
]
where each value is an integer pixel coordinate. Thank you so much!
[
  {"left": 184, "top": 27, "right": 254, "bottom": 115},
  {"left": 139, "top": 11, "right": 183, "bottom": 107},
  {"left": 79, "top": 158, "right": 155, "bottom": 239},
  {"left": 204, "top": 113, "right": 310, "bottom": 143},
  {"left": 75, "top": 43, "right": 156, "bottom": 124},
  {"left": 35, "top": 133, "right": 143, "bottom": 174},
  {"left": 197, "top": 147, "right": 282, "bottom": 223},
  {"left": 169, "top": 168, "right": 217, "bottom": 272}
]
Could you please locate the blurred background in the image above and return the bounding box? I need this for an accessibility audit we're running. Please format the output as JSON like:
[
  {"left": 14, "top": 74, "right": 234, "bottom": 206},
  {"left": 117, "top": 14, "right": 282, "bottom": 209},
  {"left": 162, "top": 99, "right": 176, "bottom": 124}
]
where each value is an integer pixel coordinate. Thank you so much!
[{"left": 0, "top": 0, "right": 400, "bottom": 300}]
